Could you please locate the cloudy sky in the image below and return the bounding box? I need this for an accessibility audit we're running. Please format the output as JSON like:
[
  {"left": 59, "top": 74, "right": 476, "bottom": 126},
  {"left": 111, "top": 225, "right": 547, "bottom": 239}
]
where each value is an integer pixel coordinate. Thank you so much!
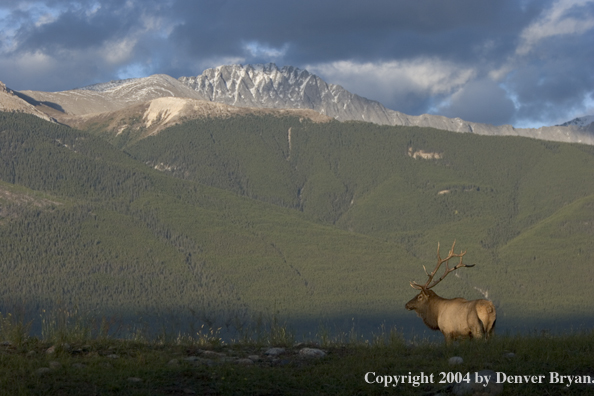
[{"left": 0, "top": 0, "right": 593, "bottom": 127}]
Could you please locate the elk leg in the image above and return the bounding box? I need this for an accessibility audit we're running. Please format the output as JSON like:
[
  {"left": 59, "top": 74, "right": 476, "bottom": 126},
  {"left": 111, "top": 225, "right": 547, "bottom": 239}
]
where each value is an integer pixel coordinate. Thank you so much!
[{"left": 469, "top": 321, "right": 485, "bottom": 340}]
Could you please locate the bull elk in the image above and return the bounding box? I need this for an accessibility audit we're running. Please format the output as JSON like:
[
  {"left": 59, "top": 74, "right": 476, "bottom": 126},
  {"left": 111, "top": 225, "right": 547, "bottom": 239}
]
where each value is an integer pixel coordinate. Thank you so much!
[{"left": 405, "top": 241, "right": 496, "bottom": 344}]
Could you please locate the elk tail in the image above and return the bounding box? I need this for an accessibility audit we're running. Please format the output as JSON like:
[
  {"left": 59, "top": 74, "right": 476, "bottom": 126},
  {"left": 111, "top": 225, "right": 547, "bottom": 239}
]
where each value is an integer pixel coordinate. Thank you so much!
[{"left": 478, "top": 301, "right": 497, "bottom": 339}]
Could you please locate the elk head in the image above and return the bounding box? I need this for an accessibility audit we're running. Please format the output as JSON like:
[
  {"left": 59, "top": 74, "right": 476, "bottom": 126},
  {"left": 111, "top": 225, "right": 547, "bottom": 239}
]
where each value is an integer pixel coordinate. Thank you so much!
[{"left": 405, "top": 240, "right": 473, "bottom": 309}]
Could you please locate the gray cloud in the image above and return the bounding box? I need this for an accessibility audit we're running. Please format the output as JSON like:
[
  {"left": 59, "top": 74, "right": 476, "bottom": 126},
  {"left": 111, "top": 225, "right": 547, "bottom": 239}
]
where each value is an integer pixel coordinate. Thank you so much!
[
  {"left": 0, "top": 0, "right": 592, "bottom": 127},
  {"left": 438, "top": 79, "right": 516, "bottom": 126},
  {"left": 166, "top": 0, "right": 535, "bottom": 66}
]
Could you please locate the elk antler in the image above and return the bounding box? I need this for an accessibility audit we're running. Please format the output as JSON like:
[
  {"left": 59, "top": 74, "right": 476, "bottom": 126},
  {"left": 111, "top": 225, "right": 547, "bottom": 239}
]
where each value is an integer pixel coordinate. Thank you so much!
[{"left": 409, "top": 240, "right": 475, "bottom": 290}]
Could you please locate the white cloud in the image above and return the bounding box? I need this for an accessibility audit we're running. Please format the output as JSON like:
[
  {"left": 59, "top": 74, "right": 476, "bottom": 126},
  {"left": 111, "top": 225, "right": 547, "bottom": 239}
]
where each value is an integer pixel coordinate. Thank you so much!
[
  {"left": 243, "top": 41, "right": 289, "bottom": 60},
  {"left": 517, "top": 0, "right": 594, "bottom": 55},
  {"left": 34, "top": 12, "right": 56, "bottom": 27},
  {"left": 85, "top": 2, "right": 102, "bottom": 17},
  {"left": 311, "top": 59, "right": 474, "bottom": 95},
  {"left": 307, "top": 59, "right": 475, "bottom": 112},
  {"left": 195, "top": 56, "right": 246, "bottom": 72},
  {"left": 1, "top": 50, "right": 57, "bottom": 76},
  {"left": 101, "top": 38, "right": 137, "bottom": 66}
]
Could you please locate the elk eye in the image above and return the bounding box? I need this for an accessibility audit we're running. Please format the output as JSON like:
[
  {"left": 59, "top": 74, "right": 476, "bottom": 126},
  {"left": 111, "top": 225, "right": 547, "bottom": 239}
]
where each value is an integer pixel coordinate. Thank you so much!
[{"left": 418, "top": 295, "right": 423, "bottom": 300}]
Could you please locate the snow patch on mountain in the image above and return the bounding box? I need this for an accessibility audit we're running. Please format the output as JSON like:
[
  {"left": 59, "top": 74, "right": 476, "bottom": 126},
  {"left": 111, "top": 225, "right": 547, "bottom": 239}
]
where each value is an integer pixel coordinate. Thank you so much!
[
  {"left": 75, "top": 78, "right": 139, "bottom": 92},
  {"left": 558, "top": 115, "right": 594, "bottom": 128}
]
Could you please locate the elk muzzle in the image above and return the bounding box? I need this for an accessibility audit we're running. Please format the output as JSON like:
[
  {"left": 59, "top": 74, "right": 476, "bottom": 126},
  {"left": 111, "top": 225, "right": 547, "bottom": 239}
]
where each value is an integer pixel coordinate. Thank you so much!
[{"left": 405, "top": 290, "right": 428, "bottom": 311}]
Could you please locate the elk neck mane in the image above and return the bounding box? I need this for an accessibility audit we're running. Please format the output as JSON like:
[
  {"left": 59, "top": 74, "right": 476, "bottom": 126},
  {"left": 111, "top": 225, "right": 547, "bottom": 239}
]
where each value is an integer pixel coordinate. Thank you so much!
[{"left": 417, "top": 290, "right": 442, "bottom": 330}]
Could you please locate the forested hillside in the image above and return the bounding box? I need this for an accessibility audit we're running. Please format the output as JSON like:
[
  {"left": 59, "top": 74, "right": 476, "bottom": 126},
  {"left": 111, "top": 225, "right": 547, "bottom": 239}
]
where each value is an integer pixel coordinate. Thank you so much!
[
  {"left": 119, "top": 115, "right": 594, "bottom": 323},
  {"left": 1, "top": 111, "right": 593, "bottom": 335},
  {"left": 0, "top": 113, "right": 416, "bottom": 331}
]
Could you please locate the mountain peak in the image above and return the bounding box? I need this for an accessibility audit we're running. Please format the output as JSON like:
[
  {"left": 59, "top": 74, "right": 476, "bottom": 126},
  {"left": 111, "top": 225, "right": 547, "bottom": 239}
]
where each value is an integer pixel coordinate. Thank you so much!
[
  {"left": 558, "top": 115, "right": 594, "bottom": 128},
  {"left": 75, "top": 77, "right": 140, "bottom": 92},
  {"left": 178, "top": 63, "right": 376, "bottom": 118}
]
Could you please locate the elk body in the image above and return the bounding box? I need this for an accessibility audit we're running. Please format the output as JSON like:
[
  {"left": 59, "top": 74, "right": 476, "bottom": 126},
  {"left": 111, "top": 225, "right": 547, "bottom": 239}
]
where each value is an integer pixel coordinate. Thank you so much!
[{"left": 405, "top": 241, "right": 496, "bottom": 344}]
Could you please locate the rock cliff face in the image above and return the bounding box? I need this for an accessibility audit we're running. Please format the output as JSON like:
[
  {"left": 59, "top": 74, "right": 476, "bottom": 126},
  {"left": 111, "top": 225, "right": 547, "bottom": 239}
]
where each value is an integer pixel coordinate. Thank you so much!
[
  {"left": 178, "top": 64, "right": 394, "bottom": 123},
  {"left": 0, "top": 81, "right": 53, "bottom": 122},
  {"left": 179, "top": 64, "right": 594, "bottom": 145}
]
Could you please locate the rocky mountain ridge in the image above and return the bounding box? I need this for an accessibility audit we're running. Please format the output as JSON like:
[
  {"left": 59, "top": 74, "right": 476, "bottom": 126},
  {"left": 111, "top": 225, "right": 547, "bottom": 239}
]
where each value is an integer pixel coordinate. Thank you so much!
[
  {"left": 178, "top": 64, "right": 393, "bottom": 123},
  {"left": 0, "top": 81, "right": 53, "bottom": 122},
  {"left": 20, "top": 74, "right": 207, "bottom": 116},
  {"left": 4, "top": 64, "right": 594, "bottom": 145},
  {"left": 178, "top": 64, "right": 594, "bottom": 145},
  {"left": 558, "top": 115, "right": 594, "bottom": 128}
]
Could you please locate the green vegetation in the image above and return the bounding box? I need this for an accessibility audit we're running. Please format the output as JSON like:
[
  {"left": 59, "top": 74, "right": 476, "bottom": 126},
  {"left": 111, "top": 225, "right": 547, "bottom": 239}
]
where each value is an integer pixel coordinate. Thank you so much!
[
  {"left": 1, "top": 111, "right": 594, "bottom": 334},
  {"left": 1, "top": 310, "right": 593, "bottom": 395},
  {"left": 122, "top": 115, "right": 594, "bottom": 321}
]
